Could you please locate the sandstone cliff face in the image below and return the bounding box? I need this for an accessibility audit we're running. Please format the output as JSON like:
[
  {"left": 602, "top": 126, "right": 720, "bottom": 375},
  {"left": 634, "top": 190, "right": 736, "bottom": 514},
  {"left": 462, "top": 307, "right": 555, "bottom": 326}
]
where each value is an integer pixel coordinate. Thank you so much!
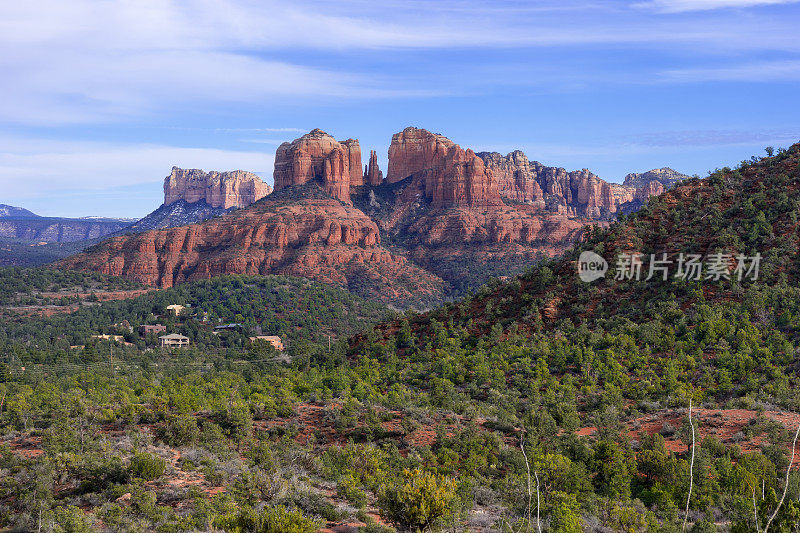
[
  {"left": 57, "top": 189, "right": 446, "bottom": 308},
  {"left": 164, "top": 167, "right": 272, "bottom": 209},
  {"left": 478, "top": 151, "right": 615, "bottom": 217},
  {"left": 59, "top": 127, "right": 690, "bottom": 307},
  {"left": 273, "top": 129, "right": 362, "bottom": 203},
  {"left": 635, "top": 180, "right": 666, "bottom": 200},
  {"left": 386, "top": 127, "right": 502, "bottom": 209},
  {"left": 343, "top": 139, "right": 363, "bottom": 187},
  {"left": 387, "top": 128, "right": 456, "bottom": 184},
  {"left": 477, "top": 151, "right": 545, "bottom": 206},
  {"left": 478, "top": 153, "right": 688, "bottom": 218}
]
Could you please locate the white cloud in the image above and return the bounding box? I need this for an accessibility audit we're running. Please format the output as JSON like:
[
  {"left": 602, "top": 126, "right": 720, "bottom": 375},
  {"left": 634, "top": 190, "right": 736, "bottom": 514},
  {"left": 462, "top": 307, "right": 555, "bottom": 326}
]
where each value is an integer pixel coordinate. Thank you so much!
[
  {"left": 215, "top": 128, "right": 308, "bottom": 133},
  {"left": 2, "top": 0, "right": 800, "bottom": 126},
  {"left": 661, "top": 60, "right": 800, "bottom": 82},
  {"left": 0, "top": 1, "right": 450, "bottom": 126},
  {"left": 238, "top": 139, "right": 288, "bottom": 145},
  {"left": 634, "top": 0, "right": 799, "bottom": 12},
  {"left": 627, "top": 128, "right": 800, "bottom": 146},
  {"left": 0, "top": 138, "right": 276, "bottom": 200},
  {"left": 0, "top": 45, "right": 427, "bottom": 125}
]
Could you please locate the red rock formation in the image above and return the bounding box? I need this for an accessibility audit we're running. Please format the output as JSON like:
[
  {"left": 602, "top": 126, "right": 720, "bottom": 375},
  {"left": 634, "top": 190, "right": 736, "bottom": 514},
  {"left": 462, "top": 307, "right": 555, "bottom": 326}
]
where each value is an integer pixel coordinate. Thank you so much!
[
  {"left": 635, "top": 180, "right": 665, "bottom": 200},
  {"left": 60, "top": 127, "right": 690, "bottom": 307},
  {"left": 386, "top": 127, "right": 503, "bottom": 209},
  {"left": 273, "top": 129, "right": 362, "bottom": 203},
  {"left": 478, "top": 152, "right": 686, "bottom": 217},
  {"left": 56, "top": 195, "right": 446, "bottom": 307},
  {"left": 387, "top": 128, "right": 456, "bottom": 184},
  {"left": 364, "top": 150, "right": 383, "bottom": 186},
  {"left": 404, "top": 205, "right": 586, "bottom": 247},
  {"left": 344, "top": 139, "right": 363, "bottom": 187},
  {"left": 478, "top": 151, "right": 545, "bottom": 206},
  {"left": 164, "top": 167, "right": 271, "bottom": 209}
]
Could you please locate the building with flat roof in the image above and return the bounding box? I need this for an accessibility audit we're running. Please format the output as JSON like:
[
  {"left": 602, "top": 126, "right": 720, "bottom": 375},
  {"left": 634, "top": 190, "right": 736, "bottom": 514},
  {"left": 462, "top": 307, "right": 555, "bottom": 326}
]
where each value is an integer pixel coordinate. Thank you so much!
[
  {"left": 91, "top": 334, "right": 125, "bottom": 342},
  {"left": 139, "top": 324, "right": 167, "bottom": 336},
  {"left": 249, "top": 335, "right": 284, "bottom": 351}
]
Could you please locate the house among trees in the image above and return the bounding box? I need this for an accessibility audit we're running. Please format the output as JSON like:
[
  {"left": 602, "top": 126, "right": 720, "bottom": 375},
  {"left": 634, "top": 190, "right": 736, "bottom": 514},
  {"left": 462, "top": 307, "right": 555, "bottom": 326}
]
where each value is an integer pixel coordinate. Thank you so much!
[
  {"left": 139, "top": 324, "right": 167, "bottom": 336},
  {"left": 166, "top": 304, "right": 186, "bottom": 316},
  {"left": 91, "top": 334, "right": 124, "bottom": 342},
  {"left": 214, "top": 323, "right": 242, "bottom": 331},
  {"left": 249, "top": 335, "right": 284, "bottom": 351},
  {"left": 159, "top": 333, "right": 189, "bottom": 348}
]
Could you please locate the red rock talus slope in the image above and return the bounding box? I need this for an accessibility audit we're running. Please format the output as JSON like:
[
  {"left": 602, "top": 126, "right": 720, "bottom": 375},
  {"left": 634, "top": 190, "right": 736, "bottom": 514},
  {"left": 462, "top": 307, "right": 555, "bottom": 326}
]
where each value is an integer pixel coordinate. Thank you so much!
[
  {"left": 58, "top": 187, "right": 447, "bottom": 308},
  {"left": 163, "top": 167, "right": 272, "bottom": 209},
  {"left": 273, "top": 129, "right": 362, "bottom": 203}
]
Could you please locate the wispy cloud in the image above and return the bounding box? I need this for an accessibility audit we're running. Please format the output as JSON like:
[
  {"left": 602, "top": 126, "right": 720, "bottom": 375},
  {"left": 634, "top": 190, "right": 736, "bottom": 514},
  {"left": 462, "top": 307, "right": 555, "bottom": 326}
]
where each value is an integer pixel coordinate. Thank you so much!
[
  {"left": 0, "top": 137, "right": 276, "bottom": 201},
  {"left": 216, "top": 128, "right": 307, "bottom": 133},
  {"left": 633, "top": 0, "right": 800, "bottom": 13},
  {"left": 626, "top": 129, "right": 800, "bottom": 146},
  {"left": 661, "top": 59, "right": 800, "bottom": 82},
  {"left": 2, "top": 1, "right": 800, "bottom": 126},
  {"left": 237, "top": 139, "right": 289, "bottom": 145}
]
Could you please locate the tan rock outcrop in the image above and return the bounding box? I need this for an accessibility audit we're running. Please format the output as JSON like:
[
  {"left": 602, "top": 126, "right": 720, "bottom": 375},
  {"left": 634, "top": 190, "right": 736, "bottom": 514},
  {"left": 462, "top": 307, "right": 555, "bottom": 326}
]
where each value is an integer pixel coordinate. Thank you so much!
[{"left": 164, "top": 167, "right": 271, "bottom": 209}]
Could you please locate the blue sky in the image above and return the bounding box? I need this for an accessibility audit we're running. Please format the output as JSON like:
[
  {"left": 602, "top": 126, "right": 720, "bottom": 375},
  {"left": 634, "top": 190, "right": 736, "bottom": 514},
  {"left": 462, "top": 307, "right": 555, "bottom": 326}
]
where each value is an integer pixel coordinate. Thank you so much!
[{"left": 1, "top": 0, "right": 799, "bottom": 218}]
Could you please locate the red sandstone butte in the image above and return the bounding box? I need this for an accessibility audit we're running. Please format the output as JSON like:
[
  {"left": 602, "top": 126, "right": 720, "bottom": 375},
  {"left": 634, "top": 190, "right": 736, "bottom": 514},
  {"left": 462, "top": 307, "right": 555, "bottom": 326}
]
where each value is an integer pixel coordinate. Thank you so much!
[{"left": 273, "top": 129, "right": 362, "bottom": 203}]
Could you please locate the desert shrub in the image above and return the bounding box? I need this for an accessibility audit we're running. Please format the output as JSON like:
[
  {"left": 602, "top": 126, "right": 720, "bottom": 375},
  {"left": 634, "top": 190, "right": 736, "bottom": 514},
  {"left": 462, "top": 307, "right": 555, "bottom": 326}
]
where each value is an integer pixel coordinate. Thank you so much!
[
  {"left": 214, "top": 404, "right": 253, "bottom": 445},
  {"left": 217, "top": 505, "right": 319, "bottom": 533},
  {"left": 128, "top": 453, "right": 167, "bottom": 481},
  {"left": 337, "top": 473, "right": 369, "bottom": 508},
  {"left": 230, "top": 469, "right": 287, "bottom": 504},
  {"left": 47, "top": 505, "right": 95, "bottom": 533},
  {"left": 161, "top": 414, "right": 200, "bottom": 446},
  {"left": 378, "top": 468, "right": 457, "bottom": 532},
  {"left": 550, "top": 491, "right": 582, "bottom": 533},
  {"left": 78, "top": 453, "right": 130, "bottom": 493},
  {"left": 288, "top": 490, "right": 346, "bottom": 521},
  {"left": 690, "top": 519, "right": 717, "bottom": 533}
]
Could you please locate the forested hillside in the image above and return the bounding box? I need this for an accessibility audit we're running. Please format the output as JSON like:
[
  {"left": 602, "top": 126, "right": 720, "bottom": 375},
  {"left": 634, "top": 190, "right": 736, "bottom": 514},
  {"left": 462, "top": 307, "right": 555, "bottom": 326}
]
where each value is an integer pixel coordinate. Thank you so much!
[
  {"left": 0, "top": 274, "right": 392, "bottom": 369},
  {"left": 1, "top": 145, "right": 800, "bottom": 532}
]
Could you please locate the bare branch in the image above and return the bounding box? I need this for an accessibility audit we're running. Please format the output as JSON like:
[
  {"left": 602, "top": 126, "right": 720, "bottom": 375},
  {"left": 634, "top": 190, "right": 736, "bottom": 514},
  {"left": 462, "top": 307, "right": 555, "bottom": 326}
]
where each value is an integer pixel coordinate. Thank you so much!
[
  {"left": 754, "top": 484, "right": 761, "bottom": 533},
  {"left": 521, "top": 434, "right": 532, "bottom": 533},
  {"left": 683, "top": 399, "right": 696, "bottom": 532},
  {"left": 763, "top": 423, "right": 800, "bottom": 533},
  {"left": 534, "top": 470, "right": 542, "bottom": 533}
]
